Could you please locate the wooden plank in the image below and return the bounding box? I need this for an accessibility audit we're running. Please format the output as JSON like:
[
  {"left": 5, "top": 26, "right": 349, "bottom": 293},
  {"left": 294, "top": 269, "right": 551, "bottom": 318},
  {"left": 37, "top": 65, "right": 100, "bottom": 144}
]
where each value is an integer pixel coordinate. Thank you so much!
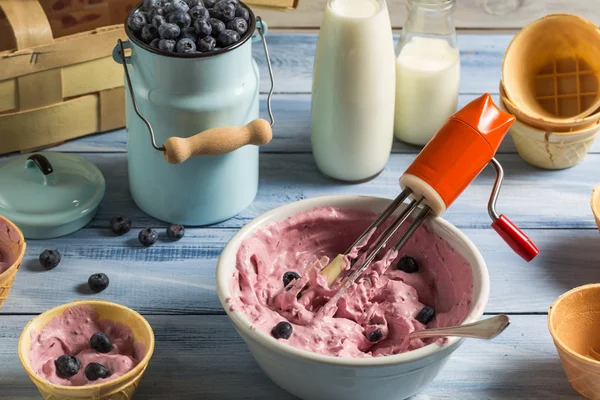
[
  {"left": 0, "top": 77, "right": 16, "bottom": 112},
  {"left": 17, "top": 69, "right": 63, "bottom": 110},
  {"left": 45, "top": 94, "right": 600, "bottom": 154},
  {"left": 255, "top": 0, "right": 600, "bottom": 29},
  {"left": 2, "top": 152, "right": 590, "bottom": 230},
  {"left": 99, "top": 86, "right": 125, "bottom": 132},
  {"left": 0, "top": 315, "right": 581, "bottom": 399},
  {"left": 1, "top": 227, "right": 598, "bottom": 315},
  {"left": 62, "top": 56, "right": 123, "bottom": 99}
]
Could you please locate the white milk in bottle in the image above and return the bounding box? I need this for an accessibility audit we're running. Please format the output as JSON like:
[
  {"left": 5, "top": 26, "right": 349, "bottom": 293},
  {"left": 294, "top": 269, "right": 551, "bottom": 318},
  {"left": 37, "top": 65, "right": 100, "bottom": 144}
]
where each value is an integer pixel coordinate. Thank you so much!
[
  {"left": 311, "top": 0, "right": 395, "bottom": 182},
  {"left": 394, "top": 0, "right": 460, "bottom": 147}
]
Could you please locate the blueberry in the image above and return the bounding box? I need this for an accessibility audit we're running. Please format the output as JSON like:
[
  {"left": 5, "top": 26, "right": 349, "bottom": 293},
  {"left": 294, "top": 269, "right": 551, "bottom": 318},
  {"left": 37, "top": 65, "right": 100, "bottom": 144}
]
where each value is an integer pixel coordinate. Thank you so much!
[
  {"left": 167, "top": 224, "right": 185, "bottom": 240},
  {"left": 176, "top": 38, "right": 197, "bottom": 53},
  {"left": 415, "top": 306, "right": 436, "bottom": 325},
  {"left": 128, "top": 12, "right": 147, "bottom": 33},
  {"left": 235, "top": 6, "right": 249, "bottom": 21},
  {"left": 142, "top": 0, "right": 161, "bottom": 9},
  {"left": 167, "top": 10, "right": 192, "bottom": 29},
  {"left": 138, "top": 228, "right": 159, "bottom": 247},
  {"left": 211, "top": 1, "right": 235, "bottom": 21},
  {"left": 158, "top": 38, "right": 176, "bottom": 51},
  {"left": 152, "top": 14, "right": 166, "bottom": 29},
  {"left": 85, "top": 363, "right": 111, "bottom": 381},
  {"left": 367, "top": 328, "right": 383, "bottom": 343},
  {"left": 217, "top": 29, "right": 239, "bottom": 47},
  {"left": 223, "top": 0, "right": 240, "bottom": 9},
  {"left": 397, "top": 256, "right": 419, "bottom": 273},
  {"left": 187, "top": 0, "right": 204, "bottom": 6},
  {"left": 110, "top": 215, "right": 132, "bottom": 236},
  {"left": 189, "top": 5, "right": 210, "bottom": 19},
  {"left": 194, "top": 18, "right": 212, "bottom": 37},
  {"left": 150, "top": 38, "right": 161, "bottom": 48},
  {"left": 141, "top": 24, "right": 160, "bottom": 42},
  {"left": 90, "top": 332, "right": 113, "bottom": 353},
  {"left": 166, "top": 0, "right": 189, "bottom": 12},
  {"left": 282, "top": 271, "right": 300, "bottom": 288},
  {"left": 55, "top": 355, "right": 81, "bottom": 378},
  {"left": 148, "top": 7, "right": 165, "bottom": 20},
  {"left": 39, "top": 249, "right": 61, "bottom": 270},
  {"left": 88, "top": 273, "right": 109, "bottom": 293},
  {"left": 197, "top": 35, "right": 216, "bottom": 52},
  {"left": 208, "top": 18, "right": 225, "bottom": 38},
  {"left": 272, "top": 321, "right": 293, "bottom": 340},
  {"left": 179, "top": 27, "right": 199, "bottom": 42},
  {"left": 203, "top": 0, "right": 216, "bottom": 8},
  {"left": 158, "top": 22, "right": 181, "bottom": 39},
  {"left": 226, "top": 17, "right": 247, "bottom": 35}
]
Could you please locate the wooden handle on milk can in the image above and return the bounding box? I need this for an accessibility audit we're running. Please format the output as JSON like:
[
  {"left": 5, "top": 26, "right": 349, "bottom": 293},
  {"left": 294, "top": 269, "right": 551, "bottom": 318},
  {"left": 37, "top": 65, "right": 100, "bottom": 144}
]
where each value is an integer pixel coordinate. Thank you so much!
[{"left": 162, "top": 118, "right": 273, "bottom": 164}]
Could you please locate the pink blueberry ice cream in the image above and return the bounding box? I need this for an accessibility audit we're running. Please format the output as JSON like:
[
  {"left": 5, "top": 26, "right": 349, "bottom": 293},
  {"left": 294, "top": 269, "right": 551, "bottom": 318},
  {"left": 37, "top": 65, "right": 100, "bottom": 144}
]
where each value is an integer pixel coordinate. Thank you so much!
[
  {"left": 29, "top": 305, "right": 145, "bottom": 386},
  {"left": 229, "top": 207, "right": 474, "bottom": 357},
  {"left": 0, "top": 219, "right": 19, "bottom": 274}
]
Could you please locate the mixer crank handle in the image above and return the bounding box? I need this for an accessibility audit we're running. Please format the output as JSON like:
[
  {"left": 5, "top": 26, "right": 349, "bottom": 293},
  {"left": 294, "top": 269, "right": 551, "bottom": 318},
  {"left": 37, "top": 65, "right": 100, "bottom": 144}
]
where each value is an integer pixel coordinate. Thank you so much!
[
  {"left": 487, "top": 158, "right": 539, "bottom": 262},
  {"left": 163, "top": 119, "right": 273, "bottom": 164}
]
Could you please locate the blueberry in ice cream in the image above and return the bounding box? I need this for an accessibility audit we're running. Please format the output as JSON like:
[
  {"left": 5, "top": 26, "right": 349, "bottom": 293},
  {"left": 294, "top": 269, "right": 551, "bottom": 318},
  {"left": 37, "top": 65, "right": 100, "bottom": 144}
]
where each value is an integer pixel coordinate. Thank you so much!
[
  {"left": 39, "top": 250, "right": 61, "bottom": 270},
  {"left": 167, "top": 224, "right": 185, "bottom": 240},
  {"left": 397, "top": 256, "right": 419, "bottom": 273},
  {"left": 29, "top": 306, "right": 145, "bottom": 386},
  {"left": 85, "top": 363, "right": 111, "bottom": 381},
  {"left": 88, "top": 273, "right": 109, "bottom": 293},
  {"left": 197, "top": 36, "right": 216, "bottom": 52},
  {"left": 229, "top": 207, "right": 474, "bottom": 357},
  {"left": 138, "top": 228, "right": 158, "bottom": 247},
  {"left": 283, "top": 271, "right": 301, "bottom": 288},
  {"left": 90, "top": 332, "right": 113, "bottom": 354},
  {"left": 110, "top": 216, "right": 132, "bottom": 236},
  {"left": 55, "top": 355, "right": 81, "bottom": 378},
  {"left": 159, "top": 38, "right": 176, "bottom": 51},
  {"left": 272, "top": 322, "right": 293, "bottom": 340}
]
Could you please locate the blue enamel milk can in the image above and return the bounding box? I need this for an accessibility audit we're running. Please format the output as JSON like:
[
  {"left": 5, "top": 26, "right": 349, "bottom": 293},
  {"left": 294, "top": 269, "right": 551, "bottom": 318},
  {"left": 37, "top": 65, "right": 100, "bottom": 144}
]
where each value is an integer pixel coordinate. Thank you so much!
[{"left": 113, "top": 5, "right": 274, "bottom": 226}]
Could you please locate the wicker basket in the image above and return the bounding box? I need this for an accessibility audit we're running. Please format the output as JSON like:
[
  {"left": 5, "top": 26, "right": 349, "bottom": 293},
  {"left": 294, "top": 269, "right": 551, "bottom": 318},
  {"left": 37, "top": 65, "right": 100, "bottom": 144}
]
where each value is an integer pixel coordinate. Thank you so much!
[{"left": 0, "top": 0, "right": 136, "bottom": 155}]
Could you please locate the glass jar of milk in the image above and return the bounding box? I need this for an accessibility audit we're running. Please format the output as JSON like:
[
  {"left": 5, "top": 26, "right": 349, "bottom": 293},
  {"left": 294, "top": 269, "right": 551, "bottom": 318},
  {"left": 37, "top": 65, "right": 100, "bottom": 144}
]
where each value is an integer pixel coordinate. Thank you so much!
[
  {"left": 394, "top": 0, "right": 460, "bottom": 146},
  {"left": 311, "top": 0, "right": 396, "bottom": 182}
]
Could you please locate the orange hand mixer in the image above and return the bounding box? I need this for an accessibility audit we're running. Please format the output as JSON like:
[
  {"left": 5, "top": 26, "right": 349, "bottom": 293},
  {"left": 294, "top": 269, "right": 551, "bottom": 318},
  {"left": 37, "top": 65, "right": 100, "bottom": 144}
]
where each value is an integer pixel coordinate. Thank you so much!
[{"left": 312, "top": 94, "right": 539, "bottom": 306}]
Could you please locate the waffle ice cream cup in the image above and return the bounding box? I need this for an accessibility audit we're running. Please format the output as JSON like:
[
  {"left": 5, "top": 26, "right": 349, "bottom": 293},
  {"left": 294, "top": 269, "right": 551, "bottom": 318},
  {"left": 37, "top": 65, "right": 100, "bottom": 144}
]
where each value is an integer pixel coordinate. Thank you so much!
[
  {"left": 499, "top": 98, "right": 600, "bottom": 169},
  {"left": 0, "top": 216, "right": 26, "bottom": 309},
  {"left": 18, "top": 300, "right": 155, "bottom": 400},
  {"left": 593, "top": 185, "right": 600, "bottom": 231},
  {"left": 502, "top": 14, "right": 600, "bottom": 125},
  {"left": 549, "top": 284, "right": 600, "bottom": 399}
]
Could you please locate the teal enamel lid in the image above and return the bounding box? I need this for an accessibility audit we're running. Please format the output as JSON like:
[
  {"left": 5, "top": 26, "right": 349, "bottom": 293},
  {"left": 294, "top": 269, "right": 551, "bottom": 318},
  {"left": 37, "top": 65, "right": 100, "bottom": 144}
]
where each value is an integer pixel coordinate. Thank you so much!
[{"left": 0, "top": 153, "right": 105, "bottom": 239}]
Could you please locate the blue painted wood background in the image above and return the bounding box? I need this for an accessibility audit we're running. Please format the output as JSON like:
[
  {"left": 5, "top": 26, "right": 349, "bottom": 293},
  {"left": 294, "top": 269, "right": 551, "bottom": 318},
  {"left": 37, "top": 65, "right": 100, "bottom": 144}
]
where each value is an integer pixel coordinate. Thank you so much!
[{"left": 1, "top": 34, "right": 596, "bottom": 399}]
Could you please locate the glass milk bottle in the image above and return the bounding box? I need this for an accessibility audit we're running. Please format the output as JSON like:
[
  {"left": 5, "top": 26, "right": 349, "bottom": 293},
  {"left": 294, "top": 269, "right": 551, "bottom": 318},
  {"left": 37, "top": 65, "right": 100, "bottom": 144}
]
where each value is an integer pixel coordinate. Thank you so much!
[
  {"left": 311, "top": 0, "right": 396, "bottom": 182},
  {"left": 394, "top": 0, "right": 460, "bottom": 146}
]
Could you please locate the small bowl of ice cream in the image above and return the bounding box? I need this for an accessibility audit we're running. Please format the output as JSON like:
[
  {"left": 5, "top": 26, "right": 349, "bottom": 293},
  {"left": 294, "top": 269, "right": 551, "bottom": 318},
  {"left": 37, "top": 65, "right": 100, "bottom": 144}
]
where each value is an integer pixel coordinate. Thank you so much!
[
  {"left": 0, "top": 216, "right": 26, "bottom": 309},
  {"left": 18, "top": 300, "right": 154, "bottom": 400},
  {"left": 217, "top": 195, "right": 490, "bottom": 400}
]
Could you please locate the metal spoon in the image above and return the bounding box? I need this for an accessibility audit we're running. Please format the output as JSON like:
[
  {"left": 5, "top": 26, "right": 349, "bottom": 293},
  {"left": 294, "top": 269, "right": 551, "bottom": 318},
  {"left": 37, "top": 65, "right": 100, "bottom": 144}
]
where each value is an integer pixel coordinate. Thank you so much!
[{"left": 408, "top": 314, "right": 510, "bottom": 340}]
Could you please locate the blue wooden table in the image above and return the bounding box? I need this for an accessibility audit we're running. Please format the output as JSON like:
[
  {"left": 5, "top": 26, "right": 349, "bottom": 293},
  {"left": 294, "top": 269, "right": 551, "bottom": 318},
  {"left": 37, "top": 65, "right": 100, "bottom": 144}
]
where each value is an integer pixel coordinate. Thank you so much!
[{"left": 1, "top": 33, "right": 597, "bottom": 399}]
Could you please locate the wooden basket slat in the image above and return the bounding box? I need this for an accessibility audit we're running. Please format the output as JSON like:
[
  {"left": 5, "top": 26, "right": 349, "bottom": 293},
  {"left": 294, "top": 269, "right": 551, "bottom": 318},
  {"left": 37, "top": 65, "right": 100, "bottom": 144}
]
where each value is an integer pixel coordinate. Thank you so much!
[
  {"left": 62, "top": 56, "right": 123, "bottom": 99},
  {"left": 17, "top": 69, "right": 63, "bottom": 110},
  {"left": 0, "top": 78, "right": 16, "bottom": 113}
]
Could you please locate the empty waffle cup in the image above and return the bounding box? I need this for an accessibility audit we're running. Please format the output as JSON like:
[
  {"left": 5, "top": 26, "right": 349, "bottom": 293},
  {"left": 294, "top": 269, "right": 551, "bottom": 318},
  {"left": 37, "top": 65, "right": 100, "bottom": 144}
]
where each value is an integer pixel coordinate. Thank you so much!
[
  {"left": 500, "top": 82, "right": 600, "bottom": 132},
  {"left": 549, "top": 284, "right": 600, "bottom": 399},
  {"left": 499, "top": 98, "right": 600, "bottom": 169},
  {"left": 0, "top": 216, "right": 26, "bottom": 309},
  {"left": 502, "top": 14, "right": 600, "bottom": 125},
  {"left": 593, "top": 185, "right": 600, "bottom": 231},
  {"left": 18, "top": 300, "right": 155, "bottom": 400}
]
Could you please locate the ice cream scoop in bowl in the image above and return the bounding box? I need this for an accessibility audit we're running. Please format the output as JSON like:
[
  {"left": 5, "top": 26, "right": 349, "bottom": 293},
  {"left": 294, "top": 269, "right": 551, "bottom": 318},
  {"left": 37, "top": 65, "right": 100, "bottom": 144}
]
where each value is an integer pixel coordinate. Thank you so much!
[
  {"left": 18, "top": 300, "right": 154, "bottom": 400},
  {"left": 217, "top": 195, "right": 492, "bottom": 400}
]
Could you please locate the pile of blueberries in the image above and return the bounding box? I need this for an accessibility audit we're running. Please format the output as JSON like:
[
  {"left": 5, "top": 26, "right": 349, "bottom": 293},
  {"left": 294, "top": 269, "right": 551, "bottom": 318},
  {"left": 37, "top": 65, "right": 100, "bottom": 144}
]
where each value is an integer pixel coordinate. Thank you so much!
[{"left": 128, "top": 0, "right": 252, "bottom": 54}]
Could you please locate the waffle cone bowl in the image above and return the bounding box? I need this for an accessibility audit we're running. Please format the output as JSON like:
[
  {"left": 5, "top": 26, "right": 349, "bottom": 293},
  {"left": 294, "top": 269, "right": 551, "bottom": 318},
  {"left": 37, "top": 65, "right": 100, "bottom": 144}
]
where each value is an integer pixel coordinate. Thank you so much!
[
  {"left": 498, "top": 98, "right": 600, "bottom": 169},
  {"left": 0, "top": 216, "right": 26, "bottom": 309},
  {"left": 18, "top": 300, "right": 154, "bottom": 400},
  {"left": 549, "top": 284, "right": 600, "bottom": 399},
  {"left": 502, "top": 14, "right": 600, "bottom": 125},
  {"left": 593, "top": 185, "right": 600, "bottom": 230}
]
